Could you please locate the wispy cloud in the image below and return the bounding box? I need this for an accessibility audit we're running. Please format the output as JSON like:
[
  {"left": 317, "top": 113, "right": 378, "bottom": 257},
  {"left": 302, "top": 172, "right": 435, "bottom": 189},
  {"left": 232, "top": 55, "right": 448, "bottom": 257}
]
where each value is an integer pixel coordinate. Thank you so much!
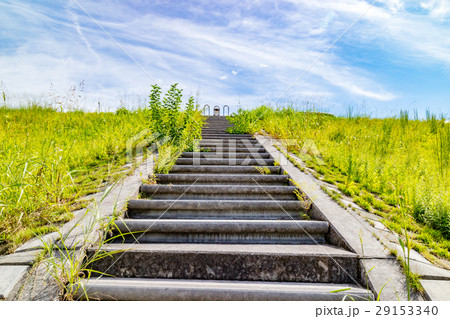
[
  {"left": 421, "top": 0, "right": 450, "bottom": 18},
  {"left": 66, "top": 4, "right": 101, "bottom": 63},
  {"left": 0, "top": 0, "right": 449, "bottom": 114}
]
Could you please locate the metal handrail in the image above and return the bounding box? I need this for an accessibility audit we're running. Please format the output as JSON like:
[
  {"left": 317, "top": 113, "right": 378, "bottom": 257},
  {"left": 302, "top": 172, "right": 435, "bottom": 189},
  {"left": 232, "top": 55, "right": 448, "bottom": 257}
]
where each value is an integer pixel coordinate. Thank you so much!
[
  {"left": 203, "top": 104, "right": 210, "bottom": 116},
  {"left": 223, "top": 105, "right": 230, "bottom": 116}
]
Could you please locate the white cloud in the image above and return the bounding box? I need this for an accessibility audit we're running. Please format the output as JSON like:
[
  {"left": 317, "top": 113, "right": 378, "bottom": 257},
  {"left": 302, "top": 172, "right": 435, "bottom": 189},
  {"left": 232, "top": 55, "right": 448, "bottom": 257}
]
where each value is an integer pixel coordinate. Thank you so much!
[
  {"left": 381, "top": 0, "right": 405, "bottom": 13},
  {"left": 2, "top": 0, "right": 449, "bottom": 112},
  {"left": 421, "top": 0, "right": 450, "bottom": 18}
]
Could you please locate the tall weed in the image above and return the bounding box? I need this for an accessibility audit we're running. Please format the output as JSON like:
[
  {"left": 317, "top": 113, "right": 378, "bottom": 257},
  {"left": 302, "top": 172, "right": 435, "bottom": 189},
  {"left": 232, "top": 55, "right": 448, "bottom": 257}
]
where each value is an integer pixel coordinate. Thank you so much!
[{"left": 229, "top": 106, "right": 450, "bottom": 252}]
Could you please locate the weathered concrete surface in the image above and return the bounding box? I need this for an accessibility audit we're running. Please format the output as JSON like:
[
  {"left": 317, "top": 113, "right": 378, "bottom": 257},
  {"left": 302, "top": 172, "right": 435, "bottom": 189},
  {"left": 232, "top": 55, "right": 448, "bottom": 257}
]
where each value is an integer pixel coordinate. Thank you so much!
[
  {"left": 170, "top": 165, "right": 280, "bottom": 174},
  {"left": 140, "top": 184, "right": 297, "bottom": 200},
  {"left": 114, "top": 219, "right": 329, "bottom": 233},
  {"left": 75, "top": 278, "right": 371, "bottom": 301},
  {"left": 112, "top": 219, "right": 328, "bottom": 244},
  {"left": 0, "top": 250, "right": 41, "bottom": 266},
  {"left": 176, "top": 158, "right": 274, "bottom": 166},
  {"left": 80, "top": 117, "right": 374, "bottom": 301},
  {"left": 89, "top": 243, "right": 358, "bottom": 284},
  {"left": 128, "top": 199, "right": 305, "bottom": 211},
  {"left": 200, "top": 147, "right": 266, "bottom": 153},
  {"left": 182, "top": 152, "right": 271, "bottom": 158},
  {"left": 0, "top": 266, "right": 29, "bottom": 300},
  {"left": 256, "top": 134, "right": 424, "bottom": 301},
  {"left": 421, "top": 280, "right": 450, "bottom": 301},
  {"left": 11, "top": 263, "right": 61, "bottom": 301},
  {"left": 126, "top": 198, "right": 306, "bottom": 220},
  {"left": 155, "top": 173, "right": 288, "bottom": 185}
]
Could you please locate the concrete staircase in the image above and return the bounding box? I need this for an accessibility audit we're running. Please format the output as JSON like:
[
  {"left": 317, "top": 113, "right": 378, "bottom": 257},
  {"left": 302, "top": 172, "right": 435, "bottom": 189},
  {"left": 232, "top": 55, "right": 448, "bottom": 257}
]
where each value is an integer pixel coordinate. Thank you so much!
[{"left": 77, "top": 116, "right": 371, "bottom": 300}]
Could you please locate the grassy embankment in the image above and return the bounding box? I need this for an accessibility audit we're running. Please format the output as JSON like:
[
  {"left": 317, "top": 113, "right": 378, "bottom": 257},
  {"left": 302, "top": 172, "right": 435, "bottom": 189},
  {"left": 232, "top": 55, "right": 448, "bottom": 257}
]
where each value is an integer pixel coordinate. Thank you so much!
[
  {"left": 228, "top": 106, "right": 450, "bottom": 263},
  {"left": 0, "top": 84, "right": 203, "bottom": 254}
]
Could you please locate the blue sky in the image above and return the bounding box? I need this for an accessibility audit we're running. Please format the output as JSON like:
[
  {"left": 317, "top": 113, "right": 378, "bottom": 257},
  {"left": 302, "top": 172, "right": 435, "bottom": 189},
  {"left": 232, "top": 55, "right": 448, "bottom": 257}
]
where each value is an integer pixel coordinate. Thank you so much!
[{"left": 0, "top": 0, "right": 450, "bottom": 117}]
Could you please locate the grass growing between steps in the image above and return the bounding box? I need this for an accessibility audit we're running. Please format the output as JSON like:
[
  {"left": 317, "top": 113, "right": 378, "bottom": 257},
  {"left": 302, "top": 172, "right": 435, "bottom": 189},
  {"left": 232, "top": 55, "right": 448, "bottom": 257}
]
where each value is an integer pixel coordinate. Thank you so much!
[
  {"left": 228, "top": 106, "right": 450, "bottom": 265},
  {"left": 0, "top": 84, "right": 203, "bottom": 254}
]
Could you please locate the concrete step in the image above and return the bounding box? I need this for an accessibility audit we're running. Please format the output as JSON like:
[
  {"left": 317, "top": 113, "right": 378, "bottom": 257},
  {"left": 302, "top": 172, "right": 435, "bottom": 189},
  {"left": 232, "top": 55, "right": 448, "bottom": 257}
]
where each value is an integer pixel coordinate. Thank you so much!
[
  {"left": 75, "top": 278, "right": 372, "bottom": 301},
  {"left": 140, "top": 185, "right": 297, "bottom": 200},
  {"left": 203, "top": 125, "right": 233, "bottom": 128},
  {"left": 200, "top": 139, "right": 259, "bottom": 143},
  {"left": 181, "top": 152, "right": 271, "bottom": 159},
  {"left": 200, "top": 138, "right": 256, "bottom": 142},
  {"left": 201, "top": 131, "right": 248, "bottom": 134},
  {"left": 202, "top": 127, "right": 233, "bottom": 131},
  {"left": 127, "top": 210, "right": 305, "bottom": 220},
  {"left": 155, "top": 174, "right": 289, "bottom": 185},
  {"left": 203, "top": 126, "right": 233, "bottom": 129},
  {"left": 126, "top": 199, "right": 307, "bottom": 219},
  {"left": 112, "top": 219, "right": 328, "bottom": 244},
  {"left": 200, "top": 147, "right": 266, "bottom": 153},
  {"left": 169, "top": 165, "right": 280, "bottom": 174},
  {"left": 175, "top": 158, "right": 274, "bottom": 166},
  {"left": 199, "top": 145, "right": 263, "bottom": 150},
  {"left": 87, "top": 243, "right": 358, "bottom": 283},
  {"left": 201, "top": 134, "right": 254, "bottom": 139},
  {"left": 199, "top": 142, "right": 262, "bottom": 148},
  {"left": 201, "top": 132, "right": 231, "bottom": 135},
  {"left": 205, "top": 120, "right": 230, "bottom": 122},
  {"left": 128, "top": 199, "right": 305, "bottom": 211},
  {"left": 201, "top": 132, "right": 251, "bottom": 135}
]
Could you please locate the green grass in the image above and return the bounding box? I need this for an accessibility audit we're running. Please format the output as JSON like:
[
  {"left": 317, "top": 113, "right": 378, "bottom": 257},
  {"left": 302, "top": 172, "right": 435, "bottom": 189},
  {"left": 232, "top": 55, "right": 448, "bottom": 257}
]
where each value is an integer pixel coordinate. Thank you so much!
[
  {"left": 229, "top": 106, "right": 450, "bottom": 263},
  {"left": 0, "top": 86, "right": 203, "bottom": 253},
  {"left": 0, "top": 105, "right": 153, "bottom": 252}
]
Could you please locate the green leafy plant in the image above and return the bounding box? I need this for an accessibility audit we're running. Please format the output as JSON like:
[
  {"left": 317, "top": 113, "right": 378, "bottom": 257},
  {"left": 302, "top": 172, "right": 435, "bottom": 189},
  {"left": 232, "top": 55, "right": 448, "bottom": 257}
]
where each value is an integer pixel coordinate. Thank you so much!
[{"left": 146, "top": 84, "right": 203, "bottom": 173}]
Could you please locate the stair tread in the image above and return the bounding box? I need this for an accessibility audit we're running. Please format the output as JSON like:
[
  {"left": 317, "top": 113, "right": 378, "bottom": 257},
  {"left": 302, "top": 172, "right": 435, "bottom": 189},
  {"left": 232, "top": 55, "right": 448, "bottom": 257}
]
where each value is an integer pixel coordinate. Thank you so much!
[
  {"left": 155, "top": 174, "right": 285, "bottom": 178},
  {"left": 128, "top": 199, "right": 305, "bottom": 210},
  {"left": 169, "top": 166, "right": 281, "bottom": 174},
  {"left": 175, "top": 158, "right": 274, "bottom": 165},
  {"left": 114, "top": 219, "right": 329, "bottom": 233},
  {"left": 154, "top": 174, "right": 288, "bottom": 185},
  {"left": 141, "top": 185, "right": 296, "bottom": 193},
  {"left": 181, "top": 152, "right": 270, "bottom": 157},
  {"left": 171, "top": 165, "right": 279, "bottom": 169},
  {"left": 76, "top": 278, "right": 371, "bottom": 301},
  {"left": 94, "top": 243, "right": 355, "bottom": 257},
  {"left": 200, "top": 148, "right": 266, "bottom": 152}
]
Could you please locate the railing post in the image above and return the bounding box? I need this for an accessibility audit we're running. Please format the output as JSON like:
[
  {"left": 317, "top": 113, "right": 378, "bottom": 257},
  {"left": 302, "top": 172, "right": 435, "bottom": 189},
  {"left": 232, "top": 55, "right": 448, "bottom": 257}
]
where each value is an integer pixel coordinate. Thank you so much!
[
  {"left": 223, "top": 105, "right": 229, "bottom": 116},
  {"left": 203, "top": 104, "right": 210, "bottom": 116}
]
